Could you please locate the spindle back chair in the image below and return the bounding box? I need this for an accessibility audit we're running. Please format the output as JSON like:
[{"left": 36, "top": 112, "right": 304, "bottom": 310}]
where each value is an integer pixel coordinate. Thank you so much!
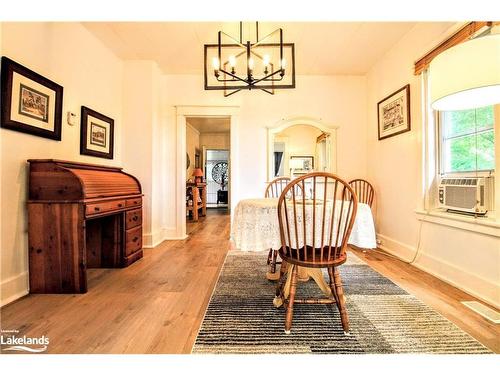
[
  {"left": 264, "top": 177, "right": 291, "bottom": 277},
  {"left": 348, "top": 179, "right": 375, "bottom": 208},
  {"left": 276, "top": 172, "right": 358, "bottom": 334},
  {"left": 265, "top": 177, "right": 291, "bottom": 198}
]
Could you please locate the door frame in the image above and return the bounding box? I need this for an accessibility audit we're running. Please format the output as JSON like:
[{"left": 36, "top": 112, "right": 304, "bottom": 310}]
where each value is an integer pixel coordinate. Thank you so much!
[
  {"left": 175, "top": 106, "right": 239, "bottom": 239},
  {"left": 204, "top": 147, "right": 231, "bottom": 207}
]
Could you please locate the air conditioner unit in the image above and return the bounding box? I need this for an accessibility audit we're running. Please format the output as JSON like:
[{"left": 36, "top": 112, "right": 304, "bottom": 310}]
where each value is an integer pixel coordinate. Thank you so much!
[{"left": 438, "top": 177, "right": 494, "bottom": 215}]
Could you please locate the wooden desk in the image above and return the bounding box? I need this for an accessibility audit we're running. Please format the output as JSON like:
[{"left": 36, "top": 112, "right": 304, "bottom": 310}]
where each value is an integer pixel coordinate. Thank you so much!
[
  {"left": 27, "top": 159, "right": 144, "bottom": 294},
  {"left": 187, "top": 182, "right": 207, "bottom": 221}
]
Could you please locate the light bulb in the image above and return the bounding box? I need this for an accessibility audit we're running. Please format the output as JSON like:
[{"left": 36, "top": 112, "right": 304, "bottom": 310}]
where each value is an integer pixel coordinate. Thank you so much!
[
  {"left": 248, "top": 57, "right": 254, "bottom": 71},
  {"left": 263, "top": 54, "right": 270, "bottom": 67},
  {"left": 281, "top": 58, "right": 287, "bottom": 69},
  {"left": 229, "top": 55, "right": 236, "bottom": 67},
  {"left": 212, "top": 57, "right": 219, "bottom": 70}
]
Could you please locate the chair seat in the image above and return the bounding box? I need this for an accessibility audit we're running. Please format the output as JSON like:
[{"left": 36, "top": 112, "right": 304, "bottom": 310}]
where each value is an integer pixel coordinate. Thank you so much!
[{"left": 279, "top": 245, "right": 347, "bottom": 268}]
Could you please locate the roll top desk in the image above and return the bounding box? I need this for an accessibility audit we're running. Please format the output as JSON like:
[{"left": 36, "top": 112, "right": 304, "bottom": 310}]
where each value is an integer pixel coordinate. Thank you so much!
[{"left": 27, "top": 159, "right": 144, "bottom": 293}]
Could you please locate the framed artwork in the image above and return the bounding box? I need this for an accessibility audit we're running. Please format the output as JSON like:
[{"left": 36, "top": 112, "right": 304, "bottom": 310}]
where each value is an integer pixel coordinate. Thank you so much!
[
  {"left": 1, "top": 56, "right": 63, "bottom": 140},
  {"left": 377, "top": 84, "right": 411, "bottom": 140},
  {"left": 290, "top": 155, "right": 314, "bottom": 171},
  {"left": 80, "top": 106, "right": 114, "bottom": 159}
]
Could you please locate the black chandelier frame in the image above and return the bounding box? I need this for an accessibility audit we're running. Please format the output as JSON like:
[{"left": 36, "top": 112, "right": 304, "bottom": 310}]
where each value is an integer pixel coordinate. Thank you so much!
[{"left": 204, "top": 22, "right": 296, "bottom": 97}]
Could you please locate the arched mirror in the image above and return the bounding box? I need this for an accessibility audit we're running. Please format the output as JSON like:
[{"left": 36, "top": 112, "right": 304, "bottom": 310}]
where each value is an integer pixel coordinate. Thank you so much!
[{"left": 267, "top": 117, "right": 338, "bottom": 181}]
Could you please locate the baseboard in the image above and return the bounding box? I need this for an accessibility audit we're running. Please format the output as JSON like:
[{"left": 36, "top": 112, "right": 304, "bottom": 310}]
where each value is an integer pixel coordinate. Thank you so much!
[
  {"left": 377, "top": 233, "right": 500, "bottom": 310},
  {"left": 1, "top": 272, "right": 29, "bottom": 307},
  {"left": 163, "top": 226, "right": 188, "bottom": 240},
  {"left": 142, "top": 227, "right": 188, "bottom": 248}
]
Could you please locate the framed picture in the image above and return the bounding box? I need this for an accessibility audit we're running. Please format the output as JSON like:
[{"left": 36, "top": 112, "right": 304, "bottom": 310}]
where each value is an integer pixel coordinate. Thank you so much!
[
  {"left": 80, "top": 106, "right": 114, "bottom": 159},
  {"left": 290, "top": 155, "right": 314, "bottom": 171},
  {"left": 377, "top": 84, "right": 411, "bottom": 140},
  {"left": 1, "top": 56, "right": 63, "bottom": 140}
]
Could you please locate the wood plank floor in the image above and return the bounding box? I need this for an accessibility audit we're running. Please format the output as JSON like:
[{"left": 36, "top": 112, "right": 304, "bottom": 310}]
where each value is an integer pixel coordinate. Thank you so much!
[
  {"left": 0, "top": 209, "right": 230, "bottom": 354},
  {"left": 1, "top": 209, "right": 498, "bottom": 353}
]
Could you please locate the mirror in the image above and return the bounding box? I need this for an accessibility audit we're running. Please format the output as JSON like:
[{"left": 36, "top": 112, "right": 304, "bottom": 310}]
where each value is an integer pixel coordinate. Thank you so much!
[{"left": 268, "top": 121, "right": 337, "bottom": 181}]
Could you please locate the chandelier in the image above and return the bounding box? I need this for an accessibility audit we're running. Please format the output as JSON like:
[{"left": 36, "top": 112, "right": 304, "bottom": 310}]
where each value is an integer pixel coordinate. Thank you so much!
[{"left": 204, "top": 22, "right": 295, "bottom": 97}]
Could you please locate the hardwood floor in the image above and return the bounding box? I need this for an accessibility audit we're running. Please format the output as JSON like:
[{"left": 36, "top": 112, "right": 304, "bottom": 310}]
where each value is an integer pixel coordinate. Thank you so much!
[
  {"left": 1, "top": 209, "right": 498, "bottom": 353},
  {"left": 0, "top": 209, "right": 230, "bottom": 354}
]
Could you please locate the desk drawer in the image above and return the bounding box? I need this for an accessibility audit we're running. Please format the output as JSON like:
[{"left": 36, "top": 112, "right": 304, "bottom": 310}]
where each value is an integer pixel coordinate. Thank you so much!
[
  {"left": 86, "top": 199, "right": 126, "bottom": 216},
  {"left": 125, "top": 226, "right": 142, "bottom": 256},
  {"left": 126, "top": 197, "right": 142, "bottom": 208},
  {"left": 126, "top": 208, "right": 142, "bottom": 229}
]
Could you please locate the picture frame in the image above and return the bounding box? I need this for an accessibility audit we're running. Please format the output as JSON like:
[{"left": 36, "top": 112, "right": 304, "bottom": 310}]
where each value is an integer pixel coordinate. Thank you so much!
[
  {"left": 80, "top": 106, "right": 114, "bottom": 159},
  {"left": 290, "top": 155, "right": 314, "bottom": 171},
  {"left": 377, "top": 84, "right": 411, "bottom": 140},
  {"left": 1, "top": 56, "right": 63, "bottom": 140}
]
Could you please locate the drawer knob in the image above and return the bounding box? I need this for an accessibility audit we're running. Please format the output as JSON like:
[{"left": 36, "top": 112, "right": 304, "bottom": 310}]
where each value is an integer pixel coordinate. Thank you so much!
[
  {"left": 133, "top": 236, "right": 139, "bottom": 242},
  {"left": 118, "top": 203, "right": 123, "bottom": 207},
  {"left": 94, "top": 207, "right": 100, "bottom": 211},
  {"left": 133, "top": 216, "right": 138, "bottom": 221}
]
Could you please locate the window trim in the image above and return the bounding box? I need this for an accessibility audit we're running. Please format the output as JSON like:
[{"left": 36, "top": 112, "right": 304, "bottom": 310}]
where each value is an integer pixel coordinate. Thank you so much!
[{"left": 437, "top": 108, "right": 496, "bottom": 176}]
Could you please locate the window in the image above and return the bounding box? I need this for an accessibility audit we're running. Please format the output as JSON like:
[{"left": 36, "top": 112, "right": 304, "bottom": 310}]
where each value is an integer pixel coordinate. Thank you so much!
[{"left": 439, "top": 105, "right": 495, "bottom": 174}]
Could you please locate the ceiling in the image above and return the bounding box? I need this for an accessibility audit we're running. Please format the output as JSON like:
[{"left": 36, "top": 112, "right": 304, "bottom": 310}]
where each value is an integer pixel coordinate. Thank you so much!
[
  {"left": 83, "top": 22, "right": 434, "bottom": 75},
  {"left": 187, "top": 117, "right": 230, "bottom": 133}
]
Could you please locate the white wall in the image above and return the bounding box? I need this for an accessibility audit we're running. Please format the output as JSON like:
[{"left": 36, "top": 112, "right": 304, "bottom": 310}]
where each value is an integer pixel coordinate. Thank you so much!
[
  {"left": 162, "top": 74, "right": 368, "bottom": 232},
  {"left": 199, "top": 132, "right": 230, "bottom": 150},
  {"left": 366, "top": 23, "right": 500, "bottom": 308},
  {"left": 121, "top": 61, "right": 166, "bottom": 248},
  {"left": 0, "top": 23, "right": 124, "bottom": 306}
]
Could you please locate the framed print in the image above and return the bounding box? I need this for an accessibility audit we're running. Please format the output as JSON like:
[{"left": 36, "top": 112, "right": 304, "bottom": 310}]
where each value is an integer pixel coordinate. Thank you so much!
[
  {"left": 377, "top": 84, "right": 411, "bottom": 140},
  {"left": 1, "top": 56, "right": 63, "bottom": 140},
  {"left": 80, "top": 106, "right": 114, "bottom": 159}
]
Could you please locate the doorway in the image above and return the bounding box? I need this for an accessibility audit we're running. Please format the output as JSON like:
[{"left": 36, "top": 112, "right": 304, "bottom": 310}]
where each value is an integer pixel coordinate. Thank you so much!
[
  {"left": 205, "top": 149, "right": 229, "bottom": 209},
  {"left": 176, "top": 106, "right": 239, "bottom": 240},
  {"left": 185, "top": 116, "right": 231, "bottom": 228}
]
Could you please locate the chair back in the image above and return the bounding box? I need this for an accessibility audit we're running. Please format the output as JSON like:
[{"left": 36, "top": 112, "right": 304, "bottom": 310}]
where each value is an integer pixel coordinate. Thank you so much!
[
  {"left": 265, "top": 177, "right": 291, "bottom": 198},
  {"left": 348, "top": 179, "right": 375, "bottom": 207},
  {"left": 277, "top": 172, "right": 358, "bottom": 268}
]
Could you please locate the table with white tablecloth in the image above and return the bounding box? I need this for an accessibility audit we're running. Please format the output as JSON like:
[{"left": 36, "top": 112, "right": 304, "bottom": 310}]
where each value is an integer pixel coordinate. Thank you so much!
[
  {"left": 231, "top": 198, "right": 377, "bottom": 251},
  {"left": 230, "top": 197, "right": 377, "bottom": 306}
]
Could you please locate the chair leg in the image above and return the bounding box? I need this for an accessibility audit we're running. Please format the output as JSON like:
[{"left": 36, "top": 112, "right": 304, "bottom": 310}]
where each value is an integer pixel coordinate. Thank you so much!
[
  {"left": 275, "top": 261, "right": 288, "bottom": 299},
  {"left": 284, "top": 265, "right": 298, "bottom": 334},
  {"left": 332, "top": 267, "right": 349, "bottom": 334},
  {"left": 327, "top": 268, "right": 339, "bottom": 303},
  {"left": 271, "top": 250, "right": 278, "bottom": 273},
  {"left": 267, "top": 248, "right": 273, "bottom": 265}
]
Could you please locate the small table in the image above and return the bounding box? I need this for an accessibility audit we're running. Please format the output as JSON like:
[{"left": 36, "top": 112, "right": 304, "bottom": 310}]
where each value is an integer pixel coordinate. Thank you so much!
[
  {"left": 230, "top": 198, "right": 377, "bottom": 305},
  {"left": 217, "top": 190, "right": 228, "bottom": 204},
  {"left": 187, "top": 182, "right": 207, "bottom": 221}
]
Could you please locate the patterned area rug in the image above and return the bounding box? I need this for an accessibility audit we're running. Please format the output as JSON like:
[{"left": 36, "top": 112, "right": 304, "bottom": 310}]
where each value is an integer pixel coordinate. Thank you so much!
[{"left": 193, "top": 251, "right": 491, "bottom": 354}]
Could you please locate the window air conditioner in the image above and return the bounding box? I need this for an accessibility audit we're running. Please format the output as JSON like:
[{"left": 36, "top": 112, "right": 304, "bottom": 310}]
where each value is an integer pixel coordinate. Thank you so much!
[{"left": 438, "top": 177, "right": 494, "bottom": 215}]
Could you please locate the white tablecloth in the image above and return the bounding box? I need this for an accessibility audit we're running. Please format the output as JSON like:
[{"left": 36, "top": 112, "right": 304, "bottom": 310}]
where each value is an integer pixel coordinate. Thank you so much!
[{"left": 231, "top": 198, "right": 377, "bottom": 251}]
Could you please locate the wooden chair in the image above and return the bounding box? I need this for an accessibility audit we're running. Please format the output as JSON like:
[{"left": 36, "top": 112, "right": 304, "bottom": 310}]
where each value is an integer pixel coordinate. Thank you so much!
[
  {"left": 275, "top": 172, "right": 358, "bottom": 334},
  {"left": 265, "top": 177, "right": 291, "bottom": 275},
  {"left": 265, "top": 177, "right": 291, "bottom": 199},
  {"left": 348, "top": 179, "right": 375, "bottom": 208}
]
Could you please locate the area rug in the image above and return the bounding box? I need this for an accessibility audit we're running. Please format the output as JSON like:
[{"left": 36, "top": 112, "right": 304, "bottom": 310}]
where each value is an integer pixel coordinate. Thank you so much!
[{"left": 192, "top": 251, "right": 491, "bottom": 354}]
